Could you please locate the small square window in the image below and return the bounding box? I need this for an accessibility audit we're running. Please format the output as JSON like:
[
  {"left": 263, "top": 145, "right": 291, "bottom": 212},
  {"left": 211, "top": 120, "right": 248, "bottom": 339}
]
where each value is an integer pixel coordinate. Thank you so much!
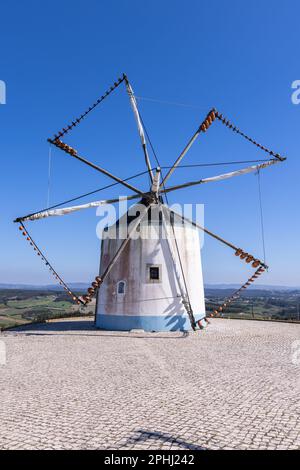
[
  {"left": 146, "top": 264, "right": 161, "bottom": 283},
  {"left": 149, "top": 266, "right": 160, "bottom": 280}
]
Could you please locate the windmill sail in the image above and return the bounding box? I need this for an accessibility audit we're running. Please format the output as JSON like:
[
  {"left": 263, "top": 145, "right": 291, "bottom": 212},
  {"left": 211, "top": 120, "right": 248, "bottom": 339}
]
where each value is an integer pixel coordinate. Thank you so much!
[
  {"left": 161, "top": 159, "right": 280, "bottom": 194},
  {"left": 20, "top": 194, "right": 141, "bottom": 221}
]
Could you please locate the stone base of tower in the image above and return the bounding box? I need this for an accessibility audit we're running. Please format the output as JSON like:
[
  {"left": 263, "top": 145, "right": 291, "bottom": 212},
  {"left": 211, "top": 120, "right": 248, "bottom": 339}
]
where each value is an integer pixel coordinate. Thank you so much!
[{"left": 95, "top": 313, "right": 206, "bottom": 332}]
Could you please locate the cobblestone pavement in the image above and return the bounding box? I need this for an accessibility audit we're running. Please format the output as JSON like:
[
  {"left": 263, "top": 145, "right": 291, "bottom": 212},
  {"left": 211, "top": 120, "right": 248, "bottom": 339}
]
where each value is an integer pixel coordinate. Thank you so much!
[{"left": 0, "top": 318, "right": 299, "bottom": 450}]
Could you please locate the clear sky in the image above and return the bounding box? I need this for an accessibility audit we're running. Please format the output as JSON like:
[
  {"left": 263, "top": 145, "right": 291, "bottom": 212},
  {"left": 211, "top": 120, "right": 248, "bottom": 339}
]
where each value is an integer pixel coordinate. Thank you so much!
[{"left": 0, "top": 0, "right": 299, "bottom": 287}]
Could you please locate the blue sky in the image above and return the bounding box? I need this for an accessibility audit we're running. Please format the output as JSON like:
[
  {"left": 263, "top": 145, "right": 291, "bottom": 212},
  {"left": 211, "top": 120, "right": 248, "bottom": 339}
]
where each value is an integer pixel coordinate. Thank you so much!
[{"left": 0, "top": 0, "right": 299, "bottom": 286}]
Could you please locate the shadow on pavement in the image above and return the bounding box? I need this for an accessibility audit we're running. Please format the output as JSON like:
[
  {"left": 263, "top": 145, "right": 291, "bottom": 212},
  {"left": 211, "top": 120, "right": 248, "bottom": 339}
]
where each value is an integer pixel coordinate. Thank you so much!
[{"left": 117, "top": 429, "right": 206, "bottom": 450}]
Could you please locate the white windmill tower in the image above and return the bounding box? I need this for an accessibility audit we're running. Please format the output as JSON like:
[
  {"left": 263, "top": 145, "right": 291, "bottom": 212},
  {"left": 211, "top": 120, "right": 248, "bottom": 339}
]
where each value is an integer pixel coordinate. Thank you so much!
[
  {"left": 95, "top": 172, "right": 205, "bottom": 331},
  {"left": 15, "top": 74, "right": 286, "bottom": 331}
]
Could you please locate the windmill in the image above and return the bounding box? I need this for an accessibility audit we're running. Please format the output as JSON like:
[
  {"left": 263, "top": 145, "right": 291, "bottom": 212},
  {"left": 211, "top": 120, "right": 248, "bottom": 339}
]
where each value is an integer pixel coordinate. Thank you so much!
[{"left": 14, "top": 74, "right": 286, "bottom": 331}]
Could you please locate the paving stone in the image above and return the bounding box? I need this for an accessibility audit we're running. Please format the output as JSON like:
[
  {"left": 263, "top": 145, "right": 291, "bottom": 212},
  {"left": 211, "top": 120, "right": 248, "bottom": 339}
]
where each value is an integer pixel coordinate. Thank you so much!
[{"left": 0, "top": 318, "right": 299, "bottom": 450}]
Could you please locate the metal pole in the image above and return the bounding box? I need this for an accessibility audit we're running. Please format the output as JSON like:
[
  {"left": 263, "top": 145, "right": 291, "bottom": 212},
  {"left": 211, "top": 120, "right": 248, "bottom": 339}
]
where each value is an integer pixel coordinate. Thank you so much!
[
  {"left": 163, "top": 206, "right": 268, "bottom": 269},
  {"left": 160, "top": 127, "right": 202, "bottom": 187},
  {"left": 98, "top": 205, "right": 150, "bottom": 285},
  {"left": 164, "top": 206, "right": 239, "bottom": 251},
  {"left": 160, "top": 205, "right": 196, "bottom": 330},
  {"left": 123, "top": 75, "right": 154, "bottom": 183},
  {"left": 48, "top": 139, "right": 145, "bottom": 196},
  {"left": 151, "top": 167, "right": 161, "bottom": 197}
]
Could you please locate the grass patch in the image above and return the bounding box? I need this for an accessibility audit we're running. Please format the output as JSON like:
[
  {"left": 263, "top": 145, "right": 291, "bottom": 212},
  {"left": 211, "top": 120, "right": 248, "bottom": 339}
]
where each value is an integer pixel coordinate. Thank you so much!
[{"left": 0, "top": 289, "right": 93, "bottom": 329}]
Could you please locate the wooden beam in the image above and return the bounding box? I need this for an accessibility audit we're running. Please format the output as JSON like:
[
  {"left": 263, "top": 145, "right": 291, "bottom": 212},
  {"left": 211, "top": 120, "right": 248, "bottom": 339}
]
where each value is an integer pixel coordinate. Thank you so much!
[
  {"left": 164, "top": 205, "right": 268, "bottom": 268},
  {"left": 160, "top": 126, "right": 202, "bottom": 188},
  {"left": 124, "top": 75, "right": 154, "bottom": 183},
  {"left": 98, "top": 204, "right": 150, "bottom": 285},
  {"left": 48, "top": 138, "right": 145, "bottom": 196}
]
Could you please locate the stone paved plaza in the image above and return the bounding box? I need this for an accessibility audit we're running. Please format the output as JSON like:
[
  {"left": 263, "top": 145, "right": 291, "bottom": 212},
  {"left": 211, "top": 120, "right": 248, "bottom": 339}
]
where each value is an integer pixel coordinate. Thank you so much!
[{"left": 0, "top": 318, "right": 299, "bottom": 450}]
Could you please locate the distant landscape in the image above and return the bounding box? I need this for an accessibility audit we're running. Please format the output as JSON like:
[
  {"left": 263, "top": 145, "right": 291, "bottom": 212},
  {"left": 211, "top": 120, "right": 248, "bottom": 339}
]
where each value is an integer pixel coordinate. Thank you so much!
[
  {"left": 1, "top": 283, "right": 299, "bottom": 291},
  {"left": 0, "top": 285, "right": 299, "bottom": 329},
  {"left": 0, "top": 288, "right": 95, "bottom": 329},
  {"left": 205, "top": 288, "right": 300, "bottom": 322}
]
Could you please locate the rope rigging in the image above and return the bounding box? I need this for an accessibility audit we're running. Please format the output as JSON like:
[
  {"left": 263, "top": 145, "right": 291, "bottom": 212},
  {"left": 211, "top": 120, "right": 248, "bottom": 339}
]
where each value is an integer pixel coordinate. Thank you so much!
[
  {"left": 214, "top": 110, "right": 285, "bottom": 161},
  {"left": 18, "top": 222, "right": 84, "bottom": 306},
  {"left": 47, "top": 145, "right": 52, "bottom": 207},
  {"left": 200, "top": 170, "right": 268, "bottom": 318},
  {"left": 257, "top": 169, "right": 267, "bottom": 264},
  {"left": 50, "top": 75, "right": 126, "bottom": 142},
  {"left": 210, "top": 266, "right": 267, "bottom": 317},
  {"left": 14, "top": 73, "right": 287, "bottom": 324},
  {"left": 164, "top": 207, "right": 268, "bottom": 320},
  {"left": 47, "top": 138, "right": 144, "bottom": 196},
  {"left": 97, "top": 295, "right": 182, "bottom": 305},
  {"left": 135, "top": 95, "right": 211, "bottom": 109},
  {"left": 160, "top": 159, "right": 270, "bottom": 169},
  {"left": 15, "top": 168, "right": 150, "bottom": 223}
]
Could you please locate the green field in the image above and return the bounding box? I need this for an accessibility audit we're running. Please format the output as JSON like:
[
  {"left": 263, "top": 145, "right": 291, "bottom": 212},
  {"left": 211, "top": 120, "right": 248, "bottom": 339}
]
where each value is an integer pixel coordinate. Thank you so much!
[
  {"left": 0, "top": 290, "right": 95, "bottom": 329},
  {"left": 205, "top": 288, "right": 300, "bottom": 321}
]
